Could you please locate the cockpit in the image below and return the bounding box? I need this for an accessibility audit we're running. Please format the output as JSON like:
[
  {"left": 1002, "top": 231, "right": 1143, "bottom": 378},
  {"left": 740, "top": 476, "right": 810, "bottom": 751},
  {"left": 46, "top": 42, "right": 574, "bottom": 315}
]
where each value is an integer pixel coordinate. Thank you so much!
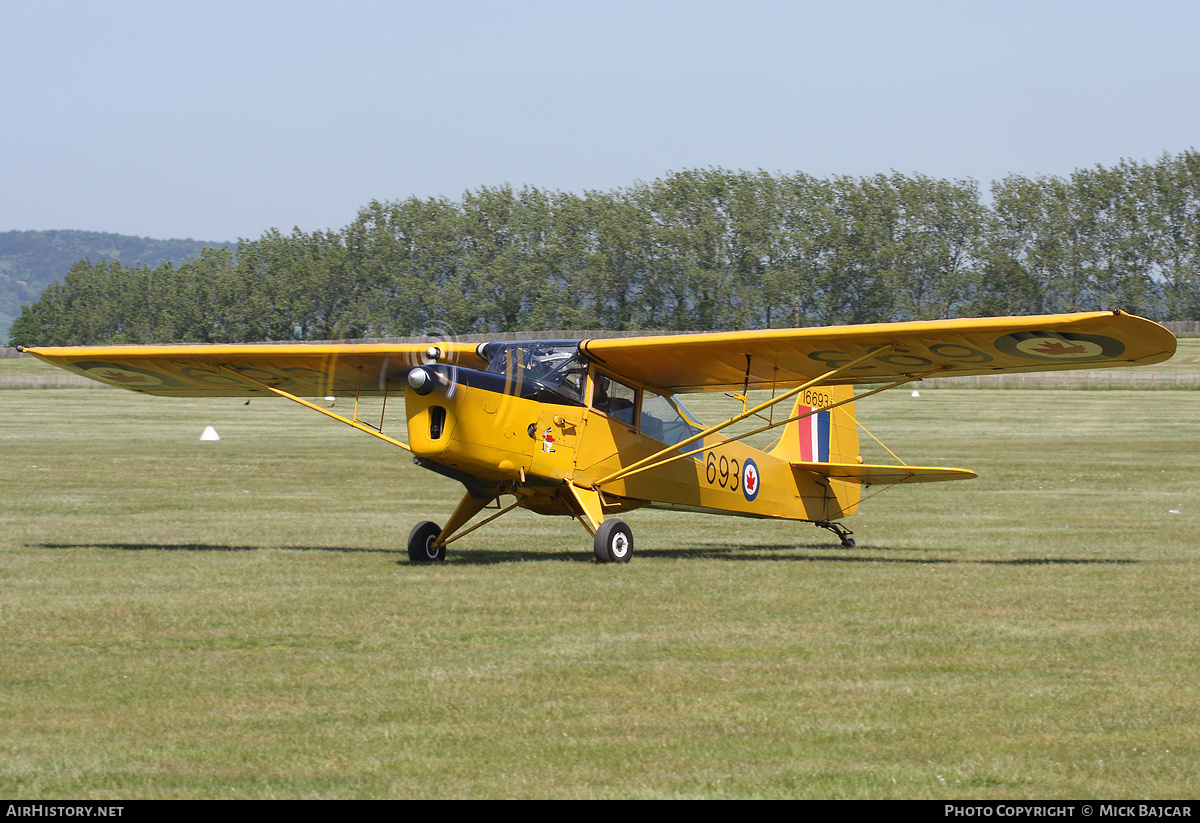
[
  {"left": 477, "top": 340, "right": 705, "bottom": 448},
  {"left": 480, "top": 341, "right": 590, "bottom": 405}
]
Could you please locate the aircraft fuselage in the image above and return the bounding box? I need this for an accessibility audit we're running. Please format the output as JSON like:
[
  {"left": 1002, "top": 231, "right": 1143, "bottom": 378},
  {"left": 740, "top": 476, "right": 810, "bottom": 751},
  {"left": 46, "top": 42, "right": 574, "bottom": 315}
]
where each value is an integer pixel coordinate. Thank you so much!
[{"left": 403, "top": 351, "right": 859, "bottom": 524}]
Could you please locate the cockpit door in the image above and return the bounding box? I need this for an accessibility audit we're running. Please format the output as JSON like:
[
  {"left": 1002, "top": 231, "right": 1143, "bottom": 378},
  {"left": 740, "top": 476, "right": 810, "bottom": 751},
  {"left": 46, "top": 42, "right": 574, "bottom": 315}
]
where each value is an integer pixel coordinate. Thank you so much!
[{"left": 528, "top": 404, "right": 583, "bottom": 483}]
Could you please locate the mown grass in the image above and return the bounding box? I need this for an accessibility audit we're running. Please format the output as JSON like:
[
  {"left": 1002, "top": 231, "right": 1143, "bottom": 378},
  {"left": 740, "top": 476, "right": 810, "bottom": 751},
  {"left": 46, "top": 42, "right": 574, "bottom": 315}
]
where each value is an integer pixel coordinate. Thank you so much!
[{"left": 1, "top": 367, "right": 1198, "bottom": 798}]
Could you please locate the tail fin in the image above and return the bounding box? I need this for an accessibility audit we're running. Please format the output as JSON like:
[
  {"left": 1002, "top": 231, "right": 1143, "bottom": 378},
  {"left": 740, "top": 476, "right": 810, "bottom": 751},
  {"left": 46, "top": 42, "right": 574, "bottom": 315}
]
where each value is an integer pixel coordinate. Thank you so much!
[
  {"left": 770, "top": 385, "right": 861, "bottom": 520},
  {"left": 769, "top": 385, "right": 859, "bottom": 466}
]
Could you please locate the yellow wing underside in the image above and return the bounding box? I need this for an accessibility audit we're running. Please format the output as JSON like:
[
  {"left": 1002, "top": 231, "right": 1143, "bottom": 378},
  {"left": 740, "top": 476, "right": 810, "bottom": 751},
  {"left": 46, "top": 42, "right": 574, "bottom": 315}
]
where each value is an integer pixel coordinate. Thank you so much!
[
  {"left": 18, "top": 342, "right": 488, "bottom": 397},
  {"left": 19, "top": 311, "right": 1176, "bottom": 397},
  {"left": 582, "top": 310, "right": 1176, "bottom": 392}
]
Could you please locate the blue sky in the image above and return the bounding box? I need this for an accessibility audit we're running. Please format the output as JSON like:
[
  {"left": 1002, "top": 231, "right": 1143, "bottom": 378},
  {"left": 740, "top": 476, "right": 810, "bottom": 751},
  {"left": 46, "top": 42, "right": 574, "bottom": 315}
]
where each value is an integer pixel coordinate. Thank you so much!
[{"left": 2, "top": 0, "right": 1197, "bottom": 243}]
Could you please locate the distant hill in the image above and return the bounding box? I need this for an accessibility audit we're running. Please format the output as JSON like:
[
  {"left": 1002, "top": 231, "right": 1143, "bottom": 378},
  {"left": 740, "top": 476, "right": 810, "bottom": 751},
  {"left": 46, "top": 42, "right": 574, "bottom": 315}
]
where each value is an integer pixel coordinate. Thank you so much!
[{"left": 0, "top": 230, "right": 231, "bottom": 340}]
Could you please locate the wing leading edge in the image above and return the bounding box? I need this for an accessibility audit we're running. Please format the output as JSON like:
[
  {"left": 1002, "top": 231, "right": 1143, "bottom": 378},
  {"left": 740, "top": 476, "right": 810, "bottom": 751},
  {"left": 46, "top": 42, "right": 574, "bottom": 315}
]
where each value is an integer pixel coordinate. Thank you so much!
[{"left": 580, "top": 311, "right": 1176, "bottom": 392}]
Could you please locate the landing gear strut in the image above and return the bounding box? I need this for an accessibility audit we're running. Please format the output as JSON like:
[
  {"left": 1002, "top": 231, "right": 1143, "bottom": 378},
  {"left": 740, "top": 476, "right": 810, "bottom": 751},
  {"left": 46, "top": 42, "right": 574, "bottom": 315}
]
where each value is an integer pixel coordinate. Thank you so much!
[{"left": 816, "top": 520, "right": 855, "bottom": 549}]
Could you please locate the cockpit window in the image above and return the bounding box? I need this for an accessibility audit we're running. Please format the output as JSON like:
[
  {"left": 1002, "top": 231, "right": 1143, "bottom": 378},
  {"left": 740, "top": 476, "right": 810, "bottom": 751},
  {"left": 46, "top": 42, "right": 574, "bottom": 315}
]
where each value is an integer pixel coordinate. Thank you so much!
[
  {"left": 591, "top": 373, "right": 638, "bottom": 427},
  {"left": 640, "top": 391, "right": 704, "bottom": 446},
  {"left": 484, "top": 342, "right": 589, "bottom": 404}
]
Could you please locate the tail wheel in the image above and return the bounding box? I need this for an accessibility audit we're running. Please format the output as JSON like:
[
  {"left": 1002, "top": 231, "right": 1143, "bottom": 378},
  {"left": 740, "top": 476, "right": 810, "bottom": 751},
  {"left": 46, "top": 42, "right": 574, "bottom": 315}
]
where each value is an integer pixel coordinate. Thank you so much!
[
  {"left": 408, "top": 521, "right": 445, "bottom": 563},
  {"left": 594, "top": 519, "right": 633, "bottom": 564},
  {"left": 815, "top": 520, "right": 855, "bottom": 549}
]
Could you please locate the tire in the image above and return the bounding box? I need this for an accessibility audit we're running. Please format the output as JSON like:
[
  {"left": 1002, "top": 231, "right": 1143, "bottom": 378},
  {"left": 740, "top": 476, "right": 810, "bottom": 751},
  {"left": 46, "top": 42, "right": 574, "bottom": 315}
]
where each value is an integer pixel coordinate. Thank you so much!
[
  {"left": 408, "top": 521, "right": 445, "bottom": 563},
  {"left": 594, "top": 519, "right": 633, "bottom": 564}
]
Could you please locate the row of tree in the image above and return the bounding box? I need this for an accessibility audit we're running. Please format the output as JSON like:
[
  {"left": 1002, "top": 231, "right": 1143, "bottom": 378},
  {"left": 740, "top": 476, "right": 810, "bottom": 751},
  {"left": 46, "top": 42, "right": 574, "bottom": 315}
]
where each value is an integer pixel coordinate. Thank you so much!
[
  {"left": 10, "top": 151, "right": 1200, "bottom": 346},
  {"left": 0, "top": 231, "right": 222, "bottom": 341}
]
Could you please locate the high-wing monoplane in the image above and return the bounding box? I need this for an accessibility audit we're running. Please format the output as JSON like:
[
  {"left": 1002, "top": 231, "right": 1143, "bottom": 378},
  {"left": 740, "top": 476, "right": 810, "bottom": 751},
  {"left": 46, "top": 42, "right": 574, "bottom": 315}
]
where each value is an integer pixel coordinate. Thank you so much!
[{"left": 18, "top": 310, "right": 1176, "bottom": 563}]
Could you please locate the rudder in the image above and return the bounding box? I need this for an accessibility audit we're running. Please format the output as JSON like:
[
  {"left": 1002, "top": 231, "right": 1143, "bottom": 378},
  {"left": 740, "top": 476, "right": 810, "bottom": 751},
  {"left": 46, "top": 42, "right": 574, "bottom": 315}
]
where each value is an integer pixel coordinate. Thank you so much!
[
  {"left": 770, "top": 385, "right": 861, "bottom": 520},
  {"left": 769, "top": 385, "right": 858, "bottom": 466}
]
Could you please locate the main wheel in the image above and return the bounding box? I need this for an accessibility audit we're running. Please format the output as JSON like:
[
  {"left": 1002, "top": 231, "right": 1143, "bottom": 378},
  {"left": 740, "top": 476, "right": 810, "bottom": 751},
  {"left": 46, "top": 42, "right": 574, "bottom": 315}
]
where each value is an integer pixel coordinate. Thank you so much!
[
  {"left": 594, "top": 519, "right": 633, "bottom": 564},
  {"left": 408, "top": 520, "right": 445, "bottom": 563}
]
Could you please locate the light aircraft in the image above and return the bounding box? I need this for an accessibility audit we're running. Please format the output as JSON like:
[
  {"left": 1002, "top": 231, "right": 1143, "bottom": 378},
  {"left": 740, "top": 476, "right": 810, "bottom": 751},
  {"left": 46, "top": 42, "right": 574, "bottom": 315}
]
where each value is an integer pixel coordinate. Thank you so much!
[{"left": 18, "top": 310, "right": 1176, "bottom": 563}]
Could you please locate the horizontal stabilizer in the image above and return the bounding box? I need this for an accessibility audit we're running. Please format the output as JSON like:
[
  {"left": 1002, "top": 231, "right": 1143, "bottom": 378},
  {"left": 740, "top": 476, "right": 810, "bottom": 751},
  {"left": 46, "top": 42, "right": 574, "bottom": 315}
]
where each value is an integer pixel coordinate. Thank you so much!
[{"left": 790, "top": 461, "right": 976, "bottom": 485}]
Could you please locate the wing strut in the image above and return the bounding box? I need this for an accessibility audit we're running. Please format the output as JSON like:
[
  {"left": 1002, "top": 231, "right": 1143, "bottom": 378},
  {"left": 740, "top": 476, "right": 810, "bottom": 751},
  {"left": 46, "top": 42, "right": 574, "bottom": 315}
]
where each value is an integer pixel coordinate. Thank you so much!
[
  {"left": 218, "top": 366, "right": 412, "bottom": 452},
  {"left": 598, "top": 370, "right": 933, "bottom": 488},
  {"left": 592, "top": 345, "right": 897, "bottom": 488}
]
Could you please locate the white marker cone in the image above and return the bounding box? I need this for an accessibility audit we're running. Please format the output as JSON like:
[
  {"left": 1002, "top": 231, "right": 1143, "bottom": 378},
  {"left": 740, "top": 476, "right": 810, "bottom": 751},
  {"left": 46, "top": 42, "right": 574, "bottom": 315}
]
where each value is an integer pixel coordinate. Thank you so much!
[
  {"left": 911, "top": 390, "right": 920, "bottom": 397},
  {"left": 200, "top": 426, "right": 220, "bottom": 441}
]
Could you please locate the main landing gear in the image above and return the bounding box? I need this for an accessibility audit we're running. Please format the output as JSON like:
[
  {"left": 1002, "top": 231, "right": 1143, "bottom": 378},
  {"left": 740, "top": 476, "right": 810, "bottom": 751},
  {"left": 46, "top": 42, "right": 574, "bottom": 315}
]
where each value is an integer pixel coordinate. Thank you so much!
[
  {"left": 593, "top": 518, "right": 633, "bottom": 564},
  {"left": 406, "top": 516, "right": 634, "bottom": 564},
  {"left": 816, "top": 520, "right": 856, "bottom": 548},
  {"left": 408, "top": 521, "right": 446, "bottom": 563},
  {"left": 407, "top": 484, "right": 637, "bottom": 565},
  {"left": 409, "top": 514, "right": 852, "bottom": 561}
]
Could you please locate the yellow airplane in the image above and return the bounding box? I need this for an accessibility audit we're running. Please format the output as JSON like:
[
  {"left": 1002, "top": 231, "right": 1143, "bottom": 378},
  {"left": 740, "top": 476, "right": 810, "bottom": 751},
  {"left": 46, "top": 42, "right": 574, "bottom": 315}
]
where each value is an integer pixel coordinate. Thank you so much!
[{"left": 18, "top": 310, "right": 1176, "bottom": 563}]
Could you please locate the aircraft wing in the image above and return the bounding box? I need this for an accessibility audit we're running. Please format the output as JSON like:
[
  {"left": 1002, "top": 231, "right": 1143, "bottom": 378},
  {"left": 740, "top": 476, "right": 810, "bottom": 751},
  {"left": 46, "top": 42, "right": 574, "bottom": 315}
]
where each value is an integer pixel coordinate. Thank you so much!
[
  {"left": 580, "top": 311, "right": 1176, "bottom": 392},
  {"left": 19, "top": 311, "right": 1176, "bottom": 397},
  {"left": 17, "top": 342, "right": 489, "bottom": 397}
]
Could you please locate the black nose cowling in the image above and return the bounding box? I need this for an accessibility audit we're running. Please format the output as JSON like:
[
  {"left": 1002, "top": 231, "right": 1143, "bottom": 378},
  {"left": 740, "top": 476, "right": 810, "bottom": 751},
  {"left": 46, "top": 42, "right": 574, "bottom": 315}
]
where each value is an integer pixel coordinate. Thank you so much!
[{"left": 407, "top": 367, "right": 437, "bottom": 395}]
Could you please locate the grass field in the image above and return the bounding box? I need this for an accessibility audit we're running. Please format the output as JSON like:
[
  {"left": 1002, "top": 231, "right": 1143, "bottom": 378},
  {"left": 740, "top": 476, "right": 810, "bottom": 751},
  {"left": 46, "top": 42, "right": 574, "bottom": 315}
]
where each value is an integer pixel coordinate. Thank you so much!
[{"left": 2, "top": 357, "right": 1198, "bottom": 798}]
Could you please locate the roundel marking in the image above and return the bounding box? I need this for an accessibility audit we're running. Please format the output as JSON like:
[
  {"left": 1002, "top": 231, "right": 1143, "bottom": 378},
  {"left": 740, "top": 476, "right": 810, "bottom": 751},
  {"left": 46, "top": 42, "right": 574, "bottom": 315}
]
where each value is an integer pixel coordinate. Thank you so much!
[
  {"left": 742, "top": 458, "right": 760, "bottom": 502},
  {"left": 994, "top": 332, "right": 1124, "bottom": 363},
  {"left": 70, "top": 360, "right": 182, "bottom": 389}
]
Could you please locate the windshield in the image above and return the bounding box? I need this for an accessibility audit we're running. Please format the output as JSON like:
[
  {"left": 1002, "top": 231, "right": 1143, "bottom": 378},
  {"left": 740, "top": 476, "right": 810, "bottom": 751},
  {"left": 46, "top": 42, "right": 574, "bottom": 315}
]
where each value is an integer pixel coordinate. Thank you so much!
[{"left": 484, "top": 342, "right": 589, "bottom": 404}]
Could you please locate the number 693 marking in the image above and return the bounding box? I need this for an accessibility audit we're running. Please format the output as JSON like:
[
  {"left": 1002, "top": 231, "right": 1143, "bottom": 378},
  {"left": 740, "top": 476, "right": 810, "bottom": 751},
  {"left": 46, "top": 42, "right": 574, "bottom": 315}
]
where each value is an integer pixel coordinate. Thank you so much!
[{"left": 705, "top": 452, "right": 740, "bottom": 492}]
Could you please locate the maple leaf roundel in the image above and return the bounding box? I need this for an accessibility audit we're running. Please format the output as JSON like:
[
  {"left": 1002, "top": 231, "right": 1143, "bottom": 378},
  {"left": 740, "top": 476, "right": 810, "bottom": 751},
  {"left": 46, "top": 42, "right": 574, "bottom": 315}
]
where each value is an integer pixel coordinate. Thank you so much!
[
  {"left": 742, "top": 458, "right": 760, "bottom": 502},
  {"left": 993, "top": 332, "right": 1124, "bottom": 363}
]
